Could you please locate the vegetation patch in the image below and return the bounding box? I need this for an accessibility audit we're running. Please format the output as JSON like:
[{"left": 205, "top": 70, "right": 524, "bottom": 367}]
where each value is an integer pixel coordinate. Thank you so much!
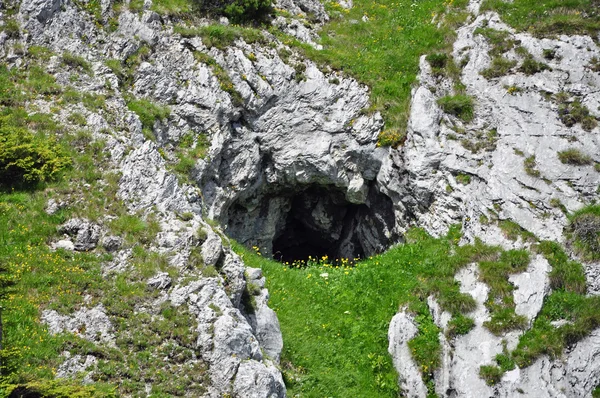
[
  {"left": 555, "top": 95, "right": 598, "bottom": 131},
  {"left": 557, "top": 148, "right": 592, "bottom": 165},
  {"left": 567, "top": 205, "right": 600, "bottom": 261},
  {"left": 474, "top": 27, "right": 515, "bottom": 56},
  {"left": 175, "top": 24, "right": 266, "bottom": 50},
  {"left": 480, "top": 56, "right": 517, "bottom": 79},
  {"left": 61, "top": 52, "right": 93, "bottom": 76},
  {"left": 523, "top": 155, "right": 540, "bottom": 177},
  {"left": 479, "top": 250, "right": 530, "bottom": 335},
  {"left": 234, "top": 227, "right": 531, "bottom": 396},
  {"left": 518, "top": 56, "right": 551, "bottom": 75},
  {"left": 125, "top": 97, "right": 170, "bottom": 140},
  {"left": 438, "top": 94, "right": 474, "bottom": 122},
  {"left": 481, "top": 0, "right": 600, "bottom": 38}
]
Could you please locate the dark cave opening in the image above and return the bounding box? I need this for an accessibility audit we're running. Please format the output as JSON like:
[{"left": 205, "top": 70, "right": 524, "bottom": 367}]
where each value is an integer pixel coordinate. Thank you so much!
[{"left": 225, "top": 184, "right": 396, "bottom": 264}]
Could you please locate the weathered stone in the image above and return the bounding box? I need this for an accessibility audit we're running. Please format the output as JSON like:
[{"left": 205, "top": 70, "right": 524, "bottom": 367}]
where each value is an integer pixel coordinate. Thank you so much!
[{"left": 388, "top": 310, "right": 428, "bottom": 398}]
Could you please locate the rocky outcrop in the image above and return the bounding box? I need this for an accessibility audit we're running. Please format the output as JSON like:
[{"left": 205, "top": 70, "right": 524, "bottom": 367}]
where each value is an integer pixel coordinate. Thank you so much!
[{"left": 384, "top": 1, "right": 600, "bottom": 396}]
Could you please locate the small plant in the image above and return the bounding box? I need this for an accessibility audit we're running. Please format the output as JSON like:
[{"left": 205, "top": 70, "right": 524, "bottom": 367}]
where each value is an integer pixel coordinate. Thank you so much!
[
  {"left": 61, "top": 52, "right": 93, "bottom": 75},
  {"left": 446, "top": 314, "right": 475, "bottom": 338},
  {"left": 542, "top": 48, "right": 557, "bottom": 60},
  {"left": 588, "top": 57, "right": 600, "bottom": 72},
  {"left": 474, "top": 27, "right": 515, "bottom": 56},
  {"left": 426, "top": 53, "right": 448, "bottom": 76},
  {"left": 1, "top": 18, "right": 20, "bottom": 39},
  {"left": 480, "top": 57, "right": 517, "bottom": 79},
  {"left": 557, "top": 148, "right": 592, "bottom": 165},
  {"left": 568, "top": 205, "right": 600, "bottom": 261},
  {"left": 557, "top": 99, "right": 597, "bottom": 131},
  {"left": 519, "top": 56, "right": 551, "bottom": 75},
  {"left": 437, "top": 95, "right": 474, "bottom": 122},
  {"left": 523, "top": 155, "right": 540, "bottom": 177},
  {"left": 377, "top": 129, "right": 405, "bottom": 148},
  {"left": 455, "top": 173, "right": 471, "bottom": 185},
  {"left": 479, "top": 364, "right": 503, "bottom": 385},
  {"left": 126, "top": 97, "right": 170, "bottom": 138}
]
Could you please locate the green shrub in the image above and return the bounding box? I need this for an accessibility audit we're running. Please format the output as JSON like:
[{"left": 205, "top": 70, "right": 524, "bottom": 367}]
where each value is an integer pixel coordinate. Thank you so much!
[
  {"left": 557, "top": 100, "right": 597, "bottom": 131},
  {"left": 437, "top": 95, "right": 474, "bottom": 122},
  {"left": 2, "top": 18, "right": 20, "bottom": 39},
  {"left": 568, "top": 205, "right": 600, "bottom": 261},
  {"left": 557, "top": 148, "right": 592, "bottom": 165},
  {"left": 177, "top": 24, "right": 266, "bottom": 50},
  {"left": 223, "top": 0, "right": 272, "bottom": 22},
  {"left": 0, "top": 124, "right": 71, "bottom": 186},
  {"left": 456, "top": 173, "right": 471, "bottom": 185}
]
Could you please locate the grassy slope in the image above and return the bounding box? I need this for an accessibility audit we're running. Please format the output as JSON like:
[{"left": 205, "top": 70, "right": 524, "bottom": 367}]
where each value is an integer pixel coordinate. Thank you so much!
[
  {"left": 482, "top": 0, "right": 600, "bottom": 37},
  {"left": 235, "top": 229, "right": 502, "bottom": 397},
  {"left": 300, "top": 0, "right": 468, "bottom": 146}
]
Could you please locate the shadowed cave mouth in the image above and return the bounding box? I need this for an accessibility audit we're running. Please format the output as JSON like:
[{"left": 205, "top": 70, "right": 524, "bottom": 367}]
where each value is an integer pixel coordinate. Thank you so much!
[{"left": 225, "top": 184, "right": 397, "bottom": 264}]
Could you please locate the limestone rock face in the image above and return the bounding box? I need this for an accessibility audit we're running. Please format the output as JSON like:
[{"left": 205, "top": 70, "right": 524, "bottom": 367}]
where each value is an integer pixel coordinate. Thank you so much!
[{"left": 383, "top": 2, "right": 600, "bottom": 396}]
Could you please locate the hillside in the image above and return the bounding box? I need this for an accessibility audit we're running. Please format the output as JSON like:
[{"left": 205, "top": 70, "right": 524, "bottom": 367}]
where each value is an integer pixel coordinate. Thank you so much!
[{"left": 0, "top": 0, "right": 599, "bottom": 396}]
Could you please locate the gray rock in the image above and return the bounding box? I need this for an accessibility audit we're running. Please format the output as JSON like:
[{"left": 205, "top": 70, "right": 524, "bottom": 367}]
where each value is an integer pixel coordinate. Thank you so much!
[
  {"left": 56, "top": 353, "right": 98, "bottom": 381},
  {"left": 388, "top": 310, "right": 428, "bottom": 398},
  {"left": 41, "top": 304, "right": 114, "bottom": 344},
  {"left": 201, "top": 230, "right": 223, "bottom": 267},
  {"left": 232, "top": 360, "right": 286, "bottom": 398},
  {"left": 147, "top": 272, "right": 172, "bottom": 290},
  {"left": 52, "top": 239, "right": 75, "bottom": 251},
  {"left": 19, "top": 0, "right": 62, "bottom": 24},
  {"left": 58, "top": 218, "right": 101, "bottom": 251},
  {"left": 101, "top": 235, "right": 123, "bottom": 252}
]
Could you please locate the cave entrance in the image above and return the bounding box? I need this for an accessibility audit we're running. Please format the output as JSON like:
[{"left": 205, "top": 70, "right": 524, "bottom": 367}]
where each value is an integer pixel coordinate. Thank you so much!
[
  {"left": 271, "top": 188, "right": 366, "bottom": 264},
  {"left": 225, "top": 184, "right": 396, "bottom": 264}
]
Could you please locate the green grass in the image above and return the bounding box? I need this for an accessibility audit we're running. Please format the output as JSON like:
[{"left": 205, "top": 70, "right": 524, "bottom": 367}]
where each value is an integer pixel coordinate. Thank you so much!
[
  {"left": 481, "top": 0, "right": 600, "bottom": 38},
  {"left": 557, "top": 148, "right": 593, "bottom": 165},
  {"left": 292, "top": 0, "right": 469, "bottom": 146},
  {"left": 234, "top": 227, "right": 512, "bottom": 396},
  {"left": 125, "top": 97, "right": 170, "bottom": 140},
  {"left": 568, "top": 205, "right": 600, "bottom": 261},
  {"left": 437, "top": 94, "right": 474, "bottom": 122},
  {"left": 480, "top": 57, "right": 517, "bottom": 79}
]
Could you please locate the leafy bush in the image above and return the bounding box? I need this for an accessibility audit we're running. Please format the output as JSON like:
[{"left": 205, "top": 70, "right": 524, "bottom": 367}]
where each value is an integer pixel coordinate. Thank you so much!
[
  {"left": 479, "top": 365, "right": 503, "bottom": 385},
  {"left": 557, "top": 148, "right": 592, "bottom": 165},
  {"left": 437, "top": 95, "right": 474, "bottom": 122},
  {"left": 0, "top": 124, "right": 71, "bottom": 187},
  {"left": 568, "top": 205, "right": 600, "bottom": 261}
]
